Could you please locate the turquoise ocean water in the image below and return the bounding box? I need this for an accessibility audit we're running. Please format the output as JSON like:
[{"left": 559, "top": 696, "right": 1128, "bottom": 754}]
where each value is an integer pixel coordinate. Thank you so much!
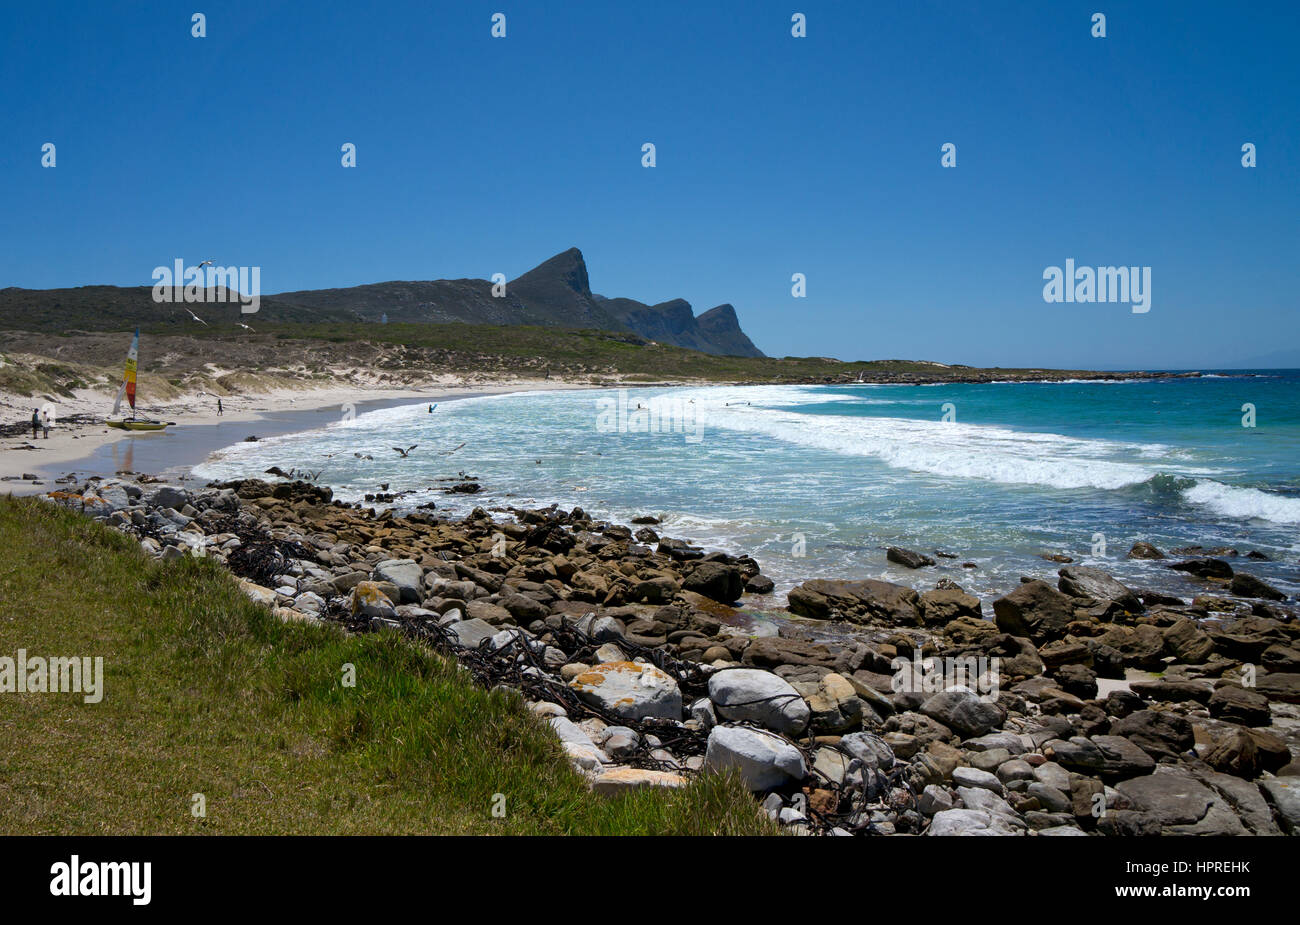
[{"left": 193, "top": 372, "right": 1300, "bottom": 603}]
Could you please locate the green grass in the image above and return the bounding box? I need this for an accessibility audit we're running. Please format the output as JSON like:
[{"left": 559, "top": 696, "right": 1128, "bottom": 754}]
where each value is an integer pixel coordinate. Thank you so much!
[{"left": 0, "top": 496, "right": 772, "bottom": 835}]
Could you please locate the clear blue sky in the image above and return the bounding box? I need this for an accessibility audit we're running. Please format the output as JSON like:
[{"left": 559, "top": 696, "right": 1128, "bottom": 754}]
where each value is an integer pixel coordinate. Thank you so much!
[{"left": 2, "top": 1, "right": 1296, "bottom": 369}]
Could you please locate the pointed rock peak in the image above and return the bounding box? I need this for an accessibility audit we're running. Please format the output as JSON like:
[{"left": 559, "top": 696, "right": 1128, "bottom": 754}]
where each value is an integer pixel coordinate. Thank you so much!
[
  {"left": 512, "top": 247, "right": 591, "bottom": 296},
  {"left": 654, "top": 298, "right": 695, "bottom": 315},
  {"left": 699, "top": 303, "right": 738, "bottom": 322}
]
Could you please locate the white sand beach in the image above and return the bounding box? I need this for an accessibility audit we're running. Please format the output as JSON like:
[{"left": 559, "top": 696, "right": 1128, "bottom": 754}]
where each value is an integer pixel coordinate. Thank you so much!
[{"left": 0, "top": 378, "right": 587, "bottom": 486}]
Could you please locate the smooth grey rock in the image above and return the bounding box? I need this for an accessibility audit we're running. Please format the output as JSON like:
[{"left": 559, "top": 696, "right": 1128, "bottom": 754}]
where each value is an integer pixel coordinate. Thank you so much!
[
  {"left": 964, "top": 732, "right": 1028, "bottom": 754},
  {"left": 569, "top": 661, "right": 682, "bottom": 721},
  {"left": 446, "top": 617, "right": 497, "bottom": 649},
  {"left": 690, "top": 697, "right": 717, "bottom": 730},
  {"left": 953, "top": 766, "right": 1004, "bottom": 794},
  {"left": 704, "top": 725, "right": 807, "bottom": 791},
  {"left": 918, "top": 784, "right": 954, "bottom": 815},
  {"left": 1115, "top": 769, "right": 1247, "bottom": 835},
  {"left": 708, "top": 668, "right": 810, "bottom": 735},
  {"left": 1027, "top": 782, "right": 1072, "bottom": 814},
  {"left": 996, "top": 759, "right": 1035, "bottom": 784},
  {"left": 373, "top": 558, "right": 423, "bottom": 604},
  {"left": 920, "top": 687, "right": 1004, "bottom": 737},
  {"left": 148, "top": 485, "right": 190, "bottom": 510},
  {"left": 840, "top": 731, "right": 896, "bottom": 770},
  {"left": 1057, "top": 566, "right": 1142, "bottom": 611},
  {"left": 1259, "top": 777, "right": 1300, "bottom": 834},
  {"left": 927, "top": 808, "right": 1022, "bottom": 836}
]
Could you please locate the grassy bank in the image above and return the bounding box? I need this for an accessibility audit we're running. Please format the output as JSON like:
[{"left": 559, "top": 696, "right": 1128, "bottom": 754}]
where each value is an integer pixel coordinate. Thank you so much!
[{"left": 0, "top": 496, "right": 771, "bottom": 835}]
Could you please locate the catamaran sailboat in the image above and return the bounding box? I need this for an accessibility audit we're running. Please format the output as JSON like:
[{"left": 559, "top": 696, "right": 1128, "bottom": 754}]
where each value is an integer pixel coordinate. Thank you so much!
[{"left": 106, "top": 328, "right": 172, "bottom": 431}]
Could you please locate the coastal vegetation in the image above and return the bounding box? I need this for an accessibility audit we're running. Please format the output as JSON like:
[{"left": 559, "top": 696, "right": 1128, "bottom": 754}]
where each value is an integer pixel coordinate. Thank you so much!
[
  {"left": 0, "top": 495, "right": 770, "bottom": 835},
  {"left": 0, "top": 322, "right": 1174, "bottom": 407}
]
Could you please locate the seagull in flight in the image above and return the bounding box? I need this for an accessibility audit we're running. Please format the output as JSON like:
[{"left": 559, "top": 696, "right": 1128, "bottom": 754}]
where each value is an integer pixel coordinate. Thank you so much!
[
  {"left": 184, "top": 308, "right": 209, "bottom": 326},
  {"left": 391, "top": 445, "right": 418, "bottom": 458}
]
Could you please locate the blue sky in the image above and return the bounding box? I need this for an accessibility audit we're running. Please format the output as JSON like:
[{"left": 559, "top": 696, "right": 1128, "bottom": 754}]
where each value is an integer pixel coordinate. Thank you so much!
[{"left": 2, "top": 1, "right": 1296, "bottom": 369}]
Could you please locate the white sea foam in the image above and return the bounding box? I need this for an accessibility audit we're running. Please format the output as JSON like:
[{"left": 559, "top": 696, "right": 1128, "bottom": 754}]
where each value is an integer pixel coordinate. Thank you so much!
[
  {"left": 673, "top": 387, "right": 1185, "bottom": 491},
  {"left": 1181, "top": 480, "right": 1300, "bottom": 525}
]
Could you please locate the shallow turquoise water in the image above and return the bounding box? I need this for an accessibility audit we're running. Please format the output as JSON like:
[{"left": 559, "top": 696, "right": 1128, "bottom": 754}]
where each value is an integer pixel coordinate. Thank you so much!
[{"left": 194, "top": 372, "right": 1300, "bottom": 603}]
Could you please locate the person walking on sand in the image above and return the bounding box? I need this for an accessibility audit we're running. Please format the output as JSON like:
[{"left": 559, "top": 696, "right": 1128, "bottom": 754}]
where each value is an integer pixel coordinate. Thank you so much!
[
  {"left": 30, "top": 409, "right": 39, "bottom": 439},
  {"left": 217, "top": 397, "right": 223, "bottom": 416}
]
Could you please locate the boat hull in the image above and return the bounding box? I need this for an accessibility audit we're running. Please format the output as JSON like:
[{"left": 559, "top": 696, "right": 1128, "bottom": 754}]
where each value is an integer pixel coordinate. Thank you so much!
[{"left": 106, "top": 420, "right": 170, "bottom": 432}]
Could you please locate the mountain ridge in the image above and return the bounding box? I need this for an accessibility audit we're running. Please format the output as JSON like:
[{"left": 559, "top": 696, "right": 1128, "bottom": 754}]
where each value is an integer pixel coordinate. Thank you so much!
[
  {"left": 0, "top": 248, "right": 764, "bottom": 357},
  {"left": 273, "top": 247, "right": 764, "bottom": 357}
]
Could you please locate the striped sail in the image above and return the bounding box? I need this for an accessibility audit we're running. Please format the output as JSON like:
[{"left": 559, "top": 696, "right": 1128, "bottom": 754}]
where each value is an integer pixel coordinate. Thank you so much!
[{"left": 118, "top": 328, "right": 139, "bottom": 414}]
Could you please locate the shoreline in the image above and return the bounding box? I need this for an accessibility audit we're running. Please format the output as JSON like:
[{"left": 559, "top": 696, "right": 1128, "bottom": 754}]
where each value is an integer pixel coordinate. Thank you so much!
[
  {"left": 0, "top": 378, "right": 591, "bottom": 488},
  {"left": 28, "top": 471, "right": 1300, "bottom": 836},
  {"left": 0, "top": 366, "right": 1255, "bottom": 489}
]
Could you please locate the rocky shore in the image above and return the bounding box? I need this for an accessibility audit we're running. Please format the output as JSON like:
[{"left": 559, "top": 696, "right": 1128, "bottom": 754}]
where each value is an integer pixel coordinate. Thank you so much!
[{"left": 42, "top": 475, "right": 1300, "bottom": 836}]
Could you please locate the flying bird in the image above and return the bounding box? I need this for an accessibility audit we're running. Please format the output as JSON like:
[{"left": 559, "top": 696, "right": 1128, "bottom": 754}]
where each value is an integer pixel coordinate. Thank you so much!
[
  {"left": 440, "top": 442, "right": 466, "bottom": 456},
  {"left": 391, "top": 445, "right": 418, "bottom": 458},
  {"left": 185, "top": 308, "right": 209, "bottom": 326}
]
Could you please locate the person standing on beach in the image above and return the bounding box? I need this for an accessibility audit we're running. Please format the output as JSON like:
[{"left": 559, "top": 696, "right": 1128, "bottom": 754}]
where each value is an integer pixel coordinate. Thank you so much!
[
  {"left": 40, "top": 408, "right": 50, "bottom": 439},
  {"left": 217, "top": 398, "right": 223, "bottom": 416},
  {"left": 30, "top": 409, "right": 39, "bottom": 439}
]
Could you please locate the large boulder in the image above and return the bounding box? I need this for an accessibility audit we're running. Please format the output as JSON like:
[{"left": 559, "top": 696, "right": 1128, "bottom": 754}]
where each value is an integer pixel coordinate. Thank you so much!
[
  {"left": 1208, "top": 685, "right": 1272, "bottom": 726},
  {"left": 1057, "top": 566, "right": 1142, "bottom": 612},
  {"left": 740, "top": 636, "right": 839, "bottom": 669},
  {"left": 148, "top": 485, "right": 191, "bottom": 510},
  {"left": 919, "top": 588, "right": 981, "bottom": 625},
  {"left": 373, "top": 558, "right": 423, "bottom": 604},
  {"left": 1109, "top": 709, "right": 1194, "bottom": 760},
  {"left": 1259, "top": 778, "right": 1300, "bottom": 834},
  {"left": 786, "top": 578, "right": 923, "bottom": 625},
  {"left": 568, "top": 661, "right": 682, "bottom": 721},
  {"left": 919, "top": 687, "right": 1004, "bottom": 737},
  {"left": 992, "top": 581, "right": 1075, "bottom": 642},
  {"left": 349, "top": 581, "right": 397, "bottom": 620},
  {"left": 704, "top": 725, "right": 806, "bottom": 791},
  {"left": 445, "top": 617, "right": 497, "bottom": 649},
  {"left": 1229, "top": 573, "right": 1286, "bottom": 601},
  {"left": 927, "top": 807, "right": 1024, "bottom": 836},
  {"left": 591, "top": 768, "right": 688, "bottom": 796},
  {"left": 1169, "top": 558, "right": 1233, "bottom": 580},
  {"left": 1126, "top": 542, "right": 1165, "bottom": 560},
  {"left": 498, "top": 591, "right": 550, "bottom": 622},
  {"left": 1256, "top": 672, "right": 1300, "bottom": 704},
  {"left": 708, "top": 668, "right": 811, "bottom": 735},
  {"left": 887, "top": 546, "right": 935, "bottom": 569},
  {"left": 1090, "top": 735, "right": 1158, "bottom": 780},
  {"left": 1162, "top": 618, "right": 1214, "bottom": 664},
  {"left": 682, "top": 561, "right": 745, "bottom": 603},
  {"left": 1095, "top": 624, "right": 1166, "bottom": 669},
  {"left": 1114, "top": 770, "right": 1246, "bottom": 836},
  {"left": 797, "top": 672, "right": 865, "bottom": 734}
]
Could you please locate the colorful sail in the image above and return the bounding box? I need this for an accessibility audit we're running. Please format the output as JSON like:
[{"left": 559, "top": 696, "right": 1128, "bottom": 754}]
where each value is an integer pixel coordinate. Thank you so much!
[{"left": 123, "top": 328, "right": 139, "bottom": 412}]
